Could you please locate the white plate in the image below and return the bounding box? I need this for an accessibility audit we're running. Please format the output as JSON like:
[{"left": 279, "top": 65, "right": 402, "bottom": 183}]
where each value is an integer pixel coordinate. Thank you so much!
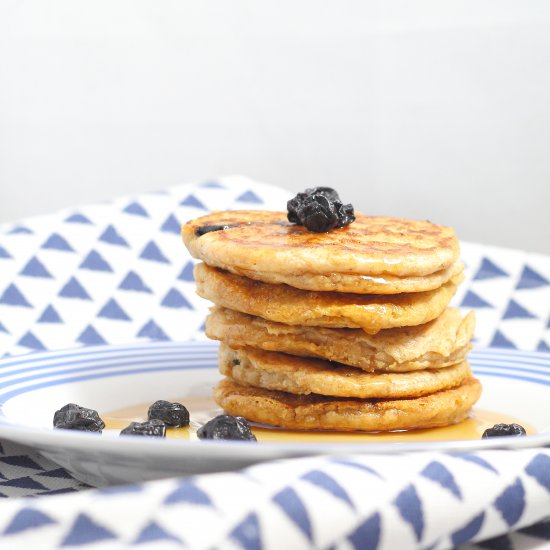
[{"left": 0, "top": 341, "right": 549, "bottom": 487}]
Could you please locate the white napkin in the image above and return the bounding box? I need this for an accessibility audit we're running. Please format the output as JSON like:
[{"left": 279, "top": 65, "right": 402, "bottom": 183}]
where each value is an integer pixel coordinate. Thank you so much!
[{"left": 0, "top": 449, "right": 549, "bottom": 549}]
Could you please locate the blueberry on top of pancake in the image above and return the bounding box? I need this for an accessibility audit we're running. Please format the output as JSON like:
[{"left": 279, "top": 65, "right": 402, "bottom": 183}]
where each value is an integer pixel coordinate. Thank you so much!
[{"left": 287, "top": 187, "right": 355, "bottom": 232}]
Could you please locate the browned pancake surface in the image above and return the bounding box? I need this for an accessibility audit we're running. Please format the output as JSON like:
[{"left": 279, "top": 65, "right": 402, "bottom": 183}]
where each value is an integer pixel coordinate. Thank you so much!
[
  {"left": 182, "top": 212, "right": 460, "bottom": 290},
  {"left": 219, "top": 344, "right": 472, "bottom": 398},
  {"left": 214, "top": 377, "right": 482, "bottom": 432},
  {"left": 207, "top": 307, "right": 475, "bottom": 372},
  {"left": 195, "top": 263, "right": 462, "bottom": 333}
]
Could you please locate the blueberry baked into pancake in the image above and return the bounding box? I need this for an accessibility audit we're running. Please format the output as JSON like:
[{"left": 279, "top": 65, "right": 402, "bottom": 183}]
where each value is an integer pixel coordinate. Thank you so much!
[{"left": 182, "top": 187, "right": 481, "bottom": 432}]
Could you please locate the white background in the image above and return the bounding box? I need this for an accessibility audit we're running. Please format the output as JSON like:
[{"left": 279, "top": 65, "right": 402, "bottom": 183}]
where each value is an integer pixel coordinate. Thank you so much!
[{"left": 1, "top": 1, "right": 549, "bottom": 253}]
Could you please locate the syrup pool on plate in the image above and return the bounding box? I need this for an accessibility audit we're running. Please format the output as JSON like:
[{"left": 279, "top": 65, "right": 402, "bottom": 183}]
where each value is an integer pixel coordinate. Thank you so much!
[{"left": 103, "top": 396, "right": 534, "bottom": 442}]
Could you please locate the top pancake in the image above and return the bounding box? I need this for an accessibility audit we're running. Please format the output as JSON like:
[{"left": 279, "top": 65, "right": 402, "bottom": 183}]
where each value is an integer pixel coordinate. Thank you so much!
[{"left": 182, "top": 211, "right": 461, "bottom": 294}]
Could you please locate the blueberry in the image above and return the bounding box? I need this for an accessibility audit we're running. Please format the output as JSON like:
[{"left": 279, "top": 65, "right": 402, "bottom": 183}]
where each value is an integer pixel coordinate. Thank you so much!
[
  {"left": 287, "top": 187, "right": 355, "bottom": 232},
  {"left": 334, "top": 201, "right": 356, "bottom": 228},
  {"left": 299, "top": 194, "right": 340, "bottom": 232},
  {"left": 120, "top": 419, "right": 166, "bottom": 437},
  {"left": 53, "top": 403, "right": 105, "bottom": 433},
  {"left": 148, "top": 400, "right": 190, "bottom": 427},
  {"left": 197, "top": 414, "right": 257, "bottom": 441},
  {"left": 287, "top": 187, "right": 338, "bottom": 224},
  {"left": 482, "top": 423, "right": 527, "bottom": 438},
  {"left": 195, "top": 224, "right": 237, "bottom": 236}
]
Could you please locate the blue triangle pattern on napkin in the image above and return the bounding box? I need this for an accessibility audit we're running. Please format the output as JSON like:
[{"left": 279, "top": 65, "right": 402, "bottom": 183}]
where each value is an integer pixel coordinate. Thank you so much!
[
  {"left": 272, "top": 487, "right": 313, "bottom": 541},
  {"left": 41, "top": 233, "right": 74, "bottom": 252},
  {"left": 38, "top": 468, "right": 74, "bottom": 479},
  {"left": 230, "top": 513, "right": 262, "bottom": 550},
  {"left": 347, "top": 513, "right": 381, "bottom": 550},
  {"left": 3, "top": 508, "right": 57, "bottom": 535},
  {"left": 0, "top": 246, "right": 12, "bottom": 259},
  {"left": 17, "top": 332, "right": 46, "bottom": 351},
  {"left": 0, "top": 178, "right": 293, "bottom": 358},
  {"left": 180, "top": 194, "right": 206, "bottom": 209},
  {"left": 420, "top": 461, "right": 462, "bottom": 500},
  {"left": 525, "top": 454, "right": 550, "bottom": 492},
  {"left": 473, "top": 257, "right": 509, "bottom": 280},
  {"left": 0, "top": 322, "right": 9, "bottom": 334},
  {"left": 450, "top": 512, "right": 485, "bottom": 546},
  {"left": 123, "top": 201, "right": 149, "bottom": 217},
  {"left": 237, "top": 190, "right": 263, "bottom": 204},
  {"left": 161, "top": 214, "right": 181, "bottom": 235},
  {"left": 538, "top": 340, "right": 550, "bottom": 353},
  {"left": 7, "top": 226, "right": 33, "bottom": 235},
  {"left": 0, "top": 284, "right": 33, "bottom": 307},
  {"left": 516, "top": 265, "right": 549, "bottom": 290},
  {"left": 301, "top": 470, "right": 354, "bottom": 509},
  {"left": 502, "top": 299, "right": 537, "bottom": 320},
  {"left": 0, "top": 477, "right": 48, "bottom": 491},
  {"left": 137, "top": 320, "right": 169, "bottom": 341},
  {"left": 490, "top": 330, "right": 517, "bottom": 349},
  {"left": 79, "top": 250, "right": 113, "bottom": 272},
  {"left": 454, "top": 453, "right": 499, "bottom": 474},
  {"left": 133, "top": 521, "right": 182, "bottom": 545},
  {"left": 139, "top": 241, "right": 170, "bottom": 264},
  {"left": 178, "top": 262, "right": 195, "bottom": 282},
  {"left": 161, "top": 289, "right": 193, "bottom": 309},
  {"left": 99, "top": 225, "right": 129, "bottom": 247},
  {"left": 393, "top": 484, "right": 424, "bottom": 542},
  {"left": 460, "top": 291, "right": 493, "bottom": 309},
  {"left": 64, "top": 213, "right": 93, "bottom": 224},
  {"left": 201, "top": 180, "right": 225, "bottom": 188},
  {"left": 330, "top": 458, "right": 384, "bottom": 479},
  {"left": 19, "top": 257, "right": 53, "bottom": 278},
  {"left": 0, "top": 456, "right": 43, "bottom": 470},
  {"left": 97, "top": 299, "right": 132, "bottom": 321},
  {"left": 77, "top": 325, "right": 106, "bottom": 346},
  {"left": 61, "top": 514, "right": 116, "bottom": 546},
  {"left": 119, "top": 271, "right": 152, "bottom": 293},
  {"left": 494, "top": 478, "right": 525, "bottom": 527},
  {"left": 58, "top": 277, "right": 91, "bottom": 300},
  {"left": 164, "top": 480, "right": 214, "bottom": 507}
]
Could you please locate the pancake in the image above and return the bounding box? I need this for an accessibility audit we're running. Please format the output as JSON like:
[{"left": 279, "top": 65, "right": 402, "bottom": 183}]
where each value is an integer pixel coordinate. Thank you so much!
[
  {"left": 219, "top": 344, "right": 472, "bottom": 399},
  {"left": 226, "top": 259, "right": 464, "bottom": 294},
  {"left": 182, "top": 211, "right": 460, "bottom": 294},
  {"left": 207, "top": 307, "right": 475, "bottom": 372},
  {"left": 195, "top": 262, "right": 463, "bottom": 334},
  {"left": 214, "top": 377, "right": 482, "bottom": 432}
]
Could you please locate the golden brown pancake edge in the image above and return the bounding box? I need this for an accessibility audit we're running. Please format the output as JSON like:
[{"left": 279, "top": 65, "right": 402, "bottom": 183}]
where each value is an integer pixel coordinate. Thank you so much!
[
  {"left": 195, "top": 262, "right": 463, "bottom": 334},
  {"left": 214, "top": 376, "right": 482, "bottom": 432},
  {"left": 206, "top": 306, "right": 475, "bottom": 372},
  {"left": 218, "top": 344, "right": 473, "bottom": 399}
]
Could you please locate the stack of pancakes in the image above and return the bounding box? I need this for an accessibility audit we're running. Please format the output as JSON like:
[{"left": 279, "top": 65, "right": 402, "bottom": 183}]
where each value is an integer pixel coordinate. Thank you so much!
[{"left": 182, "top": 211, "right": 481, "bottom": 432}]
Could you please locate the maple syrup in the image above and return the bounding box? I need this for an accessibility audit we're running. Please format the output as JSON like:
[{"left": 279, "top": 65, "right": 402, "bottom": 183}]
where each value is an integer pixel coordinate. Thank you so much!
[{"left": 103, "top": 395, "right": 534, "bottom": 443}]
